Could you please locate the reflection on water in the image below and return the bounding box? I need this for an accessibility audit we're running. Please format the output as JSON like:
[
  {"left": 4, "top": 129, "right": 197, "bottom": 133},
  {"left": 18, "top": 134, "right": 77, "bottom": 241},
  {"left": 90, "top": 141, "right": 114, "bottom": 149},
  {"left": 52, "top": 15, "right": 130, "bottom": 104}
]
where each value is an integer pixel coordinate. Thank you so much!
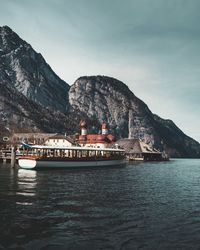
[
  {"left": 18, "top": 169, "right": 37, "bottom": 178},
  {"left": 0, "top": 160, "right": 200, "bottom": 249},
  {"left": 16, "top": 169, "right": 37, "bottom": 204}
]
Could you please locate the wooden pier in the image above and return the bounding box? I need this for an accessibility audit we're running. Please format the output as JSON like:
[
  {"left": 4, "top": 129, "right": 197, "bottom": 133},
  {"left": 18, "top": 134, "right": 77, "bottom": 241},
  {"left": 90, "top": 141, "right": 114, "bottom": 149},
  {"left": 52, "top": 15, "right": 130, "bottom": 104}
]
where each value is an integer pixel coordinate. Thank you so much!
[{"left": 0, "top": 148, "right": 17, "bottom": 166}]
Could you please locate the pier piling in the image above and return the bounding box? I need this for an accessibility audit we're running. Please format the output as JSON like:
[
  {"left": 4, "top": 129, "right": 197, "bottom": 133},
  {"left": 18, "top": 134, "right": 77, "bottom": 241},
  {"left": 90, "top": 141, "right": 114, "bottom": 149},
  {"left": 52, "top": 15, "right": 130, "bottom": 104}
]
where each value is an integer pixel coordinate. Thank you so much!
[{"left": 11, "top": 147, "right": 16, "bottom": 168}]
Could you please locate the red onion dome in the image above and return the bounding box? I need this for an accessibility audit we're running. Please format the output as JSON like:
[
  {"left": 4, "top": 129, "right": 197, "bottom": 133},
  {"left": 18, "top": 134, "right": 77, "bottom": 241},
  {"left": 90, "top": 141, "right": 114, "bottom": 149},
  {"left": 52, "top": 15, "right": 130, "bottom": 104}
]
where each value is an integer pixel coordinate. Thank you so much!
[
  {"left": 79, "top": 120, "right": 87, "bottom": 128},
  {"left": 102, "top": 123, "right": 108, "bottom": 129}
]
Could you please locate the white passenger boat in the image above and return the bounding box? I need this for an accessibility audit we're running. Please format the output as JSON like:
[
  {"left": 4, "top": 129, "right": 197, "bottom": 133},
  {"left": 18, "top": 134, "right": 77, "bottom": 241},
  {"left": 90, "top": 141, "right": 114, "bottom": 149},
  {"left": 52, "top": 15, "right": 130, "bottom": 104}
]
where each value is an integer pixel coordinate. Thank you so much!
[{"left": 18, "top": 145, "right": 126, "bottom": 170}]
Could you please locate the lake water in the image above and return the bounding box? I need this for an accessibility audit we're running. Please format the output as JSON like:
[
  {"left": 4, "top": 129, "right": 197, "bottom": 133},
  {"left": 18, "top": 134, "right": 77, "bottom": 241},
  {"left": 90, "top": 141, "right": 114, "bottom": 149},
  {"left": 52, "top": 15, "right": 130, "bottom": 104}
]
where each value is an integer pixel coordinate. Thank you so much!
[{"left": 0, "top": 159, "right": 200, "bottom": 250}]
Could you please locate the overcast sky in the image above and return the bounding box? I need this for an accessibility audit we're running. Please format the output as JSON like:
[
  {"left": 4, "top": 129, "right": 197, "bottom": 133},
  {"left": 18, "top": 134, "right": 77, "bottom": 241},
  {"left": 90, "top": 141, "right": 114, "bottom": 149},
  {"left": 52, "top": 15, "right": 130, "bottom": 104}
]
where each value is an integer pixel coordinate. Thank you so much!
[{"left": 0, "top": 0, "right": 200, "bottom": 142}]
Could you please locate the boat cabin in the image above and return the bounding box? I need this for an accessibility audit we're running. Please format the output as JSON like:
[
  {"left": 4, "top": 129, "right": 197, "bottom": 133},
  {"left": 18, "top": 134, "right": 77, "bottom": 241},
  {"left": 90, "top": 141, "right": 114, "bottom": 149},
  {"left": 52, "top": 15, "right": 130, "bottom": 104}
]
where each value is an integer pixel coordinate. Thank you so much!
[{"left": 21, "top": 146, "right": 125, "bottom": 160}]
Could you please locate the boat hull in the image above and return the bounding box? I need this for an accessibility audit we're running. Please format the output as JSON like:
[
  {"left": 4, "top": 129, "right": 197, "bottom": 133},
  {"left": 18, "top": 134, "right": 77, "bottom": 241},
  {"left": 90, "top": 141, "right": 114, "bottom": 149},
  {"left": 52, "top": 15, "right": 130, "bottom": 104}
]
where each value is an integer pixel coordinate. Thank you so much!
[{"left": 18, "top": 158, "right": 126, "bottom": 170}]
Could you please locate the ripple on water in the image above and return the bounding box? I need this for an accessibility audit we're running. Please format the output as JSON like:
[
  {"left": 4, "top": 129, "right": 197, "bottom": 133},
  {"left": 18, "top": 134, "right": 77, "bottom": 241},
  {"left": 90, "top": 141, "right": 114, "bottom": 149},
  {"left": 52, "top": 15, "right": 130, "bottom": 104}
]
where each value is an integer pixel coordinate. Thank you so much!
[{"left": 1, "top": 160, "right": 200, "bottom": 249}]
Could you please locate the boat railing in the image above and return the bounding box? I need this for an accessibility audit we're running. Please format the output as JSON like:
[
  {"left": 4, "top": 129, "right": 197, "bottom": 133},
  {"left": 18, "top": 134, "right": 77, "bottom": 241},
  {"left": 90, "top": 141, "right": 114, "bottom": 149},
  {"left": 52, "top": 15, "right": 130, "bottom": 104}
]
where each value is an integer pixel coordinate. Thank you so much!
[{"left": 19, "top": 147, "right": 125, "bottom": 160}]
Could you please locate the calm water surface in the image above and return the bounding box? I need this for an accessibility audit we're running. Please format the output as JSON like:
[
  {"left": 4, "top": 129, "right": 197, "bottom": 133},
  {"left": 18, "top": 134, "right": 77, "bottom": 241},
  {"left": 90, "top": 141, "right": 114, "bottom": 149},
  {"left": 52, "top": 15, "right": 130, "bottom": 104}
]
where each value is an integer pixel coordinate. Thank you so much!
[{"left": 0, "top": 159, "right": 200, "bottom": 250}]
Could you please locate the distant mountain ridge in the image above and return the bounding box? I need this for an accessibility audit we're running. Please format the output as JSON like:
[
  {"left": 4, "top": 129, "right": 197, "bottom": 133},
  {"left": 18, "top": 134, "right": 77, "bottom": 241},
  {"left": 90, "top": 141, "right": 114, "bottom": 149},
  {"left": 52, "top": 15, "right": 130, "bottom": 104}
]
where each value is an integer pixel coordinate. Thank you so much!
[
  {"left": 0, "top": 26, "right": 200, "bottom": 157},
  {"left": 0, "top": 26, "right": 82, "bottom": 135},
  {"left": 0, "top": 26, "right": 69, "bottom": 112},
  {"left": 0, "top": 73, "right": 82, "bottom": 135}
]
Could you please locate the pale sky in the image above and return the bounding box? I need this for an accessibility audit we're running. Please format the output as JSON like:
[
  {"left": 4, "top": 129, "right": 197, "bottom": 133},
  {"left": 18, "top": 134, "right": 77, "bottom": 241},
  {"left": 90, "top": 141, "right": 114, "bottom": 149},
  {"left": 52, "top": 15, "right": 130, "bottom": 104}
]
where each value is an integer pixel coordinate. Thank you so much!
[{"left": 0, "top": 0, "right": 200, "bottom": 142}]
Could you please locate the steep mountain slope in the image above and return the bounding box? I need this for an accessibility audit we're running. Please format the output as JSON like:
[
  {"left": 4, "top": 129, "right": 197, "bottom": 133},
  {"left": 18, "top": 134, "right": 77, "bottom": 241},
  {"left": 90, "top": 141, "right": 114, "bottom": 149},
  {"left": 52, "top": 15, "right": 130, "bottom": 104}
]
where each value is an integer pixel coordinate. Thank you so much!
[
  {"left": 0, "top": 26, "right": 99, "bottom": 137},
  {"left": 69, "top": 76, "right": 200, "bottom": 157},
  {"left": 0, "top": 26, "right": 69, "bottom": 112},
  {"left": 152, "top": 115, "right": 200, "bottom": 158},
  {"left": 0, "top": 80, "right": 81, "bottom": 135}
]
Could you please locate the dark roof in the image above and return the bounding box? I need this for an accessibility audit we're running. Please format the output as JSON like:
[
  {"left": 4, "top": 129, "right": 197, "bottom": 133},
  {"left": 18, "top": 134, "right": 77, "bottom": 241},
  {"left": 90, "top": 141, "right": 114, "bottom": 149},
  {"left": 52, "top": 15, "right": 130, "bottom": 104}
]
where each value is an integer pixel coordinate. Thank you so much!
[
  {"left": 65, "top": 135, "right": 77, "bottom": 144},
  {"left": 117, "top": 138, "right": 140, "bottom": 153},
  {"left": 117, "top": 138, "right": 161, "bottom": 154}
]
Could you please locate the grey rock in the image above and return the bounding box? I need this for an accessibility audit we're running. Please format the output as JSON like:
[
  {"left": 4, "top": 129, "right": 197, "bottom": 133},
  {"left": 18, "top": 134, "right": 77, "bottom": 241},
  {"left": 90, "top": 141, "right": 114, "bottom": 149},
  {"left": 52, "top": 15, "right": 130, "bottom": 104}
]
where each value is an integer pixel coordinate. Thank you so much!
[
  {"left": 69, "top": 76, "right": 200, "bottom": 158},
  {"left": 0, "top": 26, "right": 69, "bottom": 112}
]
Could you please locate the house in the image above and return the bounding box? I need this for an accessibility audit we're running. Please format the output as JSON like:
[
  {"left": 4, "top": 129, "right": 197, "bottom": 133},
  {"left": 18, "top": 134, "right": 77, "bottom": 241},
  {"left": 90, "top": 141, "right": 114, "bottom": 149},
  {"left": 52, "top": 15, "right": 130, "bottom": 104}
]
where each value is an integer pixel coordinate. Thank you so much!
[
  {"left": 44, "top": 135, "right": 76, "bottom": 147},
  {"left": 117, "top": 138, "right": 163, "bottom": 161},
  {"left": 11, "top": 133, "right": 57, "bottom": 147}
]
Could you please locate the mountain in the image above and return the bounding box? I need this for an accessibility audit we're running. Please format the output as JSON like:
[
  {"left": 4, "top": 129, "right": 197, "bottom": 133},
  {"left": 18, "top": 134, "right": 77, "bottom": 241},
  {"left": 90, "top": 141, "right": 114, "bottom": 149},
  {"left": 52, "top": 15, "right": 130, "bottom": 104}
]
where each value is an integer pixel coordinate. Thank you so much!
[
  {"left": 0, "top": 26, "right": 199, "bottom": 157},
  {"left": 69, "top": 76, "right": 200, "bottom": 158},
  {"left": 0, "top": 26, "right": 69, "bottom": 112},
  {"left": 0, "top": 25, "right": 84, "bottom": 138},
  {"left": 0, "top": 78, "right": 82, "bottom": 135}
]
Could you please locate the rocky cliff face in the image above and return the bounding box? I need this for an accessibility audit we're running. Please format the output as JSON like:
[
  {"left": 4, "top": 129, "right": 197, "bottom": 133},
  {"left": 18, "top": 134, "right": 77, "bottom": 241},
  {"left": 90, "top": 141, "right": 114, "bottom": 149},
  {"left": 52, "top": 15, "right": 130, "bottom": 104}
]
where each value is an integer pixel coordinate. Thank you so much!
[
  {"left": 0, "top": 26, "right": 83, "bottom": 137},
  {"left": 0, "top": 80, "right": 81, "bottom": 136},
  {"left": 0, "top": 26, "right": 69, "bottom": 112},
  {"left": 152, "top": 115, "right": 200, "bottom": 158},
  {"left": 69, "top": 76, "right": 200, "bottom": 157},
  {"left": 69, "top": 76, "right": 154, "bottom": 139}
]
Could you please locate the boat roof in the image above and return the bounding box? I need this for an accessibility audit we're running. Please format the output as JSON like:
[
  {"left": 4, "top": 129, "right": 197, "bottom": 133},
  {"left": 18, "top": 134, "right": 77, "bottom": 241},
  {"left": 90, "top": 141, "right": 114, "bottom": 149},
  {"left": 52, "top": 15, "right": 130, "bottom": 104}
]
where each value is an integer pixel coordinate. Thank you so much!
[{"left": 28, "top": 145, "right": 125, "bottom": 152}]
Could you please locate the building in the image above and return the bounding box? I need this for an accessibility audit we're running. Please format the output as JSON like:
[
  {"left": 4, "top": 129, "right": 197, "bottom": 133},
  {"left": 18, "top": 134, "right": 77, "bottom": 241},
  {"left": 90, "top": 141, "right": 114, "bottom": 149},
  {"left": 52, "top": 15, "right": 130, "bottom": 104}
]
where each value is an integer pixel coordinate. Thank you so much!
[
  {"left": 117, "top": 138, "right": 163, "bottom": 161},
  {"left": 78, "top": 120, "right": 116, "bottom": 149},
  {"left": 44, "top": 135, "right": 76, "bottom": 147},
  {"left": 11, "top": 133, "right": 57, "bottom": 147}
]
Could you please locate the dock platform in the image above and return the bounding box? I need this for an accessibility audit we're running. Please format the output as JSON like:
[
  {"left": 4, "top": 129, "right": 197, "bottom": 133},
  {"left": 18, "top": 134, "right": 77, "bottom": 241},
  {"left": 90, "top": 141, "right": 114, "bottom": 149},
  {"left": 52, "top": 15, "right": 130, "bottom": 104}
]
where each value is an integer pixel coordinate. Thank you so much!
[{"left": 0, "top": 149, "right": 18, "bottom": 164}]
